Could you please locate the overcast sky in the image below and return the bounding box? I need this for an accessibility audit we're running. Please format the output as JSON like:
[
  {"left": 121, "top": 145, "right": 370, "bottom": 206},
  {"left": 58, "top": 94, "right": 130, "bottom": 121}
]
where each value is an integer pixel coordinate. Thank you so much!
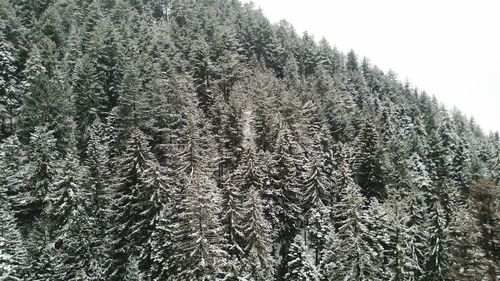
[{"left": 242, "top": 0, "right": 500, "bottom": 134}]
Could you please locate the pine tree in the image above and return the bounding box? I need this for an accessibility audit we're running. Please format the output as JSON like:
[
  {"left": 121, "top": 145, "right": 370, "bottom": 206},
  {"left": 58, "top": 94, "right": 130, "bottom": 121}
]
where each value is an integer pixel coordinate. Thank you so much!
[
  {"left": 107, "top": 128, "right": 164, "bottom": 280},
  {"left": 18, "top": 40, "right": 70, "bottom": 142},
  {"left": 421, "top": 200, "right": 453, "bottom": 281},
  {"left": 169, "top": 124, "right": 228, "bottom": 280},
  {"left": 190, "top": 38, "right": 214, "bottom": 115},
  {"left": 353, "top": 117, "right": 387, "bottom": 200},
  {"left": 241, "top": 187, "right": 274, "bottom": 281},
  {"left": 85, "top": 118, "right": 111, "bottom": 241},
  {"left": 0, "top": 135, "right": 26, "bottom": 203},
  {"left": 267, "top": 123, "right": 303, "bottom": 279},
  {"left": 0, "top": 199, "right": 27, "bottom": 280},
  {"left": 16, "top": 126, "right": 58, "bottom": 231},
  {"left": 302, "top": 152, "right": 330, "bottom": 217},
  {"left": 137, "top": 161, "right": 169, "bottom": 274},
  {"left": 25, "top": 217, "right": 62, "bottom": 281},
  {"left": 50, "top": 133, "right": 84, "bottom": 228},
  {"left": 72, "top": 55, "right": 105, "bottom": 155},
  {"left": 447, "top": 205, "right": 487, "bottom": 281},
  {"left": 212, "top": 93, "right": 242, "bottom": 189},
  {"left": 113, "top": 60, "right": 144, "bottom": 151},
  {"left": 384, "top": 196, "right": 421, "bottom": 281},
  {"left": 221, "top": 175, "right": 245, "bottom": 258},
  {"left": 284, "top": 235, "right": 319, "bottom": 281},
  {"left": 302, "top": 148, "right": 331, "bottom": 266},
  {"left": 404, "top": 191, "right": 428, "bottom": 280},
  {"left": 237, "top": 70, "right": 279, "bottom": 152},
  {"left": 320, "top": 183, "right": 382, "bottom": 281},
  {"left": 212, "top": 28, "right": 246, "bottom": 98},
  {"left": 155, "top": 93, "right": 229, "bottom": 280},
  {"left": 0, "top": 36, "right": 19, "bottom": 139},
  {"left": 46, "top": 132, "right": 105, "bottom": 280}
]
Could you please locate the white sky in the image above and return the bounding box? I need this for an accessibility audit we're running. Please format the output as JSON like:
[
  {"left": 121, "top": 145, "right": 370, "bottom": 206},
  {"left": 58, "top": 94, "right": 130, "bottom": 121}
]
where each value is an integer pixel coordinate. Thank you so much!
[{"left": 242, "top": 0, "right": 500, "bottom": 134}]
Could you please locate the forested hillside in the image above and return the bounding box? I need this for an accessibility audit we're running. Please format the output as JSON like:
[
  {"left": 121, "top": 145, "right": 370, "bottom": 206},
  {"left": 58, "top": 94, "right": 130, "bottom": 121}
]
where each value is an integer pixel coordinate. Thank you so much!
[{"left": 0, "top": 0, "right": 499, "bottom": 280}]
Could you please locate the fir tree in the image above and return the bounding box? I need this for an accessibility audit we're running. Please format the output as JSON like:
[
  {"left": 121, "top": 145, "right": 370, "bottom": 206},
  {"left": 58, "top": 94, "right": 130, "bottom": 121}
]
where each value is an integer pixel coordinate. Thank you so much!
[
  {"left": 156, "top": 93, "right": 229, "bottom": 280},
  {"left": 284, "top": 235, "right": 319, "bottom": 281},
  {"left": 107, "top": 128, "right": 164, "bottom": 280},
  {"left": 0, "top": 199, "right": 27, "bottom": 280},
  {"left": 353, "top": 117, "right": 387, "bottom": 200},
  {"left": 25, "top": 217, "right": 62, "bottom": 281},
  {"left": 422, "top": 200, "right": 453, "bottom": 281},
  {"left": 0, "top": 36, "right": 19, "bottom": 139},
  {"left": 320, "top": 183, "right": 382, "bottom": 281},
  {"left": 267, "top": 123, "right": 303, "bottom": 279},
  {"left": 16, "top": 126, "right": 58, "bottom": 231},
  {"left": 241, "top": 187, "right": 274, "bottom": 281},
  {"left": 447, "top": 205, "right": 487, "bottom": 281},
  {"left": 0, "top": 135, "right": 26, "bottom": 203},
  {"left": 384, "top": 196, "right": 421, "bottom": 281}
]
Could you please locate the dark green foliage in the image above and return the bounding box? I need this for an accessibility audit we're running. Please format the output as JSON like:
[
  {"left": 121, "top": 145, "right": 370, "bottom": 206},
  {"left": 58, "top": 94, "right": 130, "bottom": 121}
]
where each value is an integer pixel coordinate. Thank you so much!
[
  {"left": 16, "top": 126, "right": 58, "bottom": 230},
  {"left": 353, "top": 117, "right": 387, "bottom": 200},
  {"left": 107, "top": 128, "right": 163, "bottom": 280},
  {"left": 284, "top": 235, "right": 319, "bottom": 281},
  {"left": 0, "top": 198, "right": 27, "bottom": 280},
  {"left": 0, "top": 0, "right": 498, "bottom": 280}
]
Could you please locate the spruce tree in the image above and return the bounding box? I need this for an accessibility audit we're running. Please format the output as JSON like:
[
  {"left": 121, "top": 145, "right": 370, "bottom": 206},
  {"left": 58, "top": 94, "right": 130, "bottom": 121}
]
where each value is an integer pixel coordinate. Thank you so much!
[
  {"left": 384, "top": 196, "right": 421, "bottom": 281},
  {"left": 0, "top": 36, "right": 19, "bottom": 139},
  {"left": 241, "top": 187, "right": 274, "bottom": 281},
  {"left": 107, "top": 128, "right": 164, "bottom": 280},
  {"left": 447, "top": 205, "right": 487, "bottom": 281},
  {"left": 0, "top": 199, "right": 27, "bottom": 280},
  {"left": 0, "top": 135, "right": 26, "bottom": 204},
  {"left": 156, "top": 93, "right": 229, "bottom": 280},
  {"left": 353, "top": 117, "right": 387, "bottom": 200},
  {"left": 422, "top": 200, "right": 453, "bottom": 281},
  {"left": 320, "top": 183, "right": 382, "bottom": 281},
  {"left": 267, "top": 123, "right": 303, "bottom": 279},
  {"left": 16, "top": 126, "right": 58, "bottom": 231},
  {"left": 284, "top": 235, "right": 319, "bottom": 281}
]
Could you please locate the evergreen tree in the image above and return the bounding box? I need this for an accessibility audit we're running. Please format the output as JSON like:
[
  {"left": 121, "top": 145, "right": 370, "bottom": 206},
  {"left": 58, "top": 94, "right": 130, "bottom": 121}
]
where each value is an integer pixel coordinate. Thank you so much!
[
  {"left": 0, "top": 135, "right": 26, "bottom": 203},
  {"left": 222, "top": 172, "right": 245, "bottom": 258},
  {"left": 447, "top": 205, "right": 487, "bottom": 281},
  {"left": 25, "top": 217, "right": 62, "bottom": 281},
  {"left": 48, "top": 132, "right": 105, "bottom": 279},
  {"left": 85, "top": 118, "right": 111, "bottom": 240},
  {"left": 0, "top": 36, "right": 19, "bottom": 139},
  {"left": 0, "top": 1, "right": 497, "bottom": 280},
  {"left": 267, "top": 123, "right": 303, "bottom": 279},
  {"left": 320, "top": 183, "right": 382, "bottom": 281},
  {"left": 156, "top": 93, "right": 229, "bottom": 280},
  {"left": 241, "top": 187, "right": 274, "bottom": 281},
  {"left": 72, "top": 55, "right": 105, "bottom": 155},
  {"left": 470, "top": 179, "right": 499, "bottom": 280},
  {"left": 0, "top": 199, "right": 27, "bottom": 280},
  {"left": 284, "top": 235, "right": 319, "bottom": 281},
  {"left": 353, "top": 117, "right": 387, "bottom": 200},
  {"left": 302, "top": 148, "right": 331, "bottom": 266},
  {"left": 18, "top": 40, "right": 70, "bottom": 142},
  {"left": 107, "top": 128, "right": 164, "bottom": 280},
  {"left": 422, "top": 200, "right": 453, "bottom": 281},
  {"left": 16, "top": 126, "right": 58, "bottom": 231},
  {"left": 384, "top": 196, "right": 421, "bottom": 281}
]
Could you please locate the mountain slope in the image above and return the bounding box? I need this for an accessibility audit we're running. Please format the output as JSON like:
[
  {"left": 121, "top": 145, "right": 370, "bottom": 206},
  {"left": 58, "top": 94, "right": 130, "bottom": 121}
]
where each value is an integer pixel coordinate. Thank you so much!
[{"left": 0, "top": 0, "right": 499, "bottom": 280}]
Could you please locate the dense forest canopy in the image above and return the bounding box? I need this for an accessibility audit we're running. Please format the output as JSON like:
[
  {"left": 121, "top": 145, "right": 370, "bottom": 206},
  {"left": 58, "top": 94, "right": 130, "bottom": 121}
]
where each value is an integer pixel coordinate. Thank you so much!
[{"left": 0, "top": 0, "right": 499, "bottom": 280}]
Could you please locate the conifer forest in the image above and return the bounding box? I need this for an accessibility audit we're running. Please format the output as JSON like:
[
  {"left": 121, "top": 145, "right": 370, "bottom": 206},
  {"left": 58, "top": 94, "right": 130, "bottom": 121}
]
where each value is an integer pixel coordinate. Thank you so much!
[{"left": 1, "top": 0, "right": 499, "bottom": 280}]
